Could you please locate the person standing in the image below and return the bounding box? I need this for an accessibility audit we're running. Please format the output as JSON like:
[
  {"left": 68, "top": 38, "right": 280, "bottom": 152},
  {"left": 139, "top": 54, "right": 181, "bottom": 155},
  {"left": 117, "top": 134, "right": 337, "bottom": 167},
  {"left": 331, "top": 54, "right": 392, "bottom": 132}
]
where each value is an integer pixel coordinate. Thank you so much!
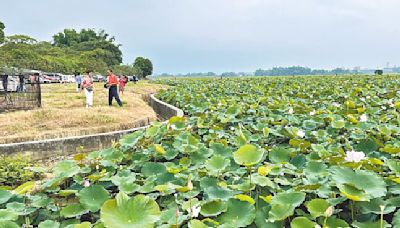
[
  {"left": 80, "top": 71, "right": 94, "bottom": 108},
  {"left": 107, "top": 69, "right": 122, "bottom": 107},
  {"left": 17, "top": 74, "right": 24, "bottom": 92},
  {"left": 119, "top": 75, "right": 128, "bottom": 95},
  {"left": 1, "top": 74, "right": 8, "bottom": 94},
  {"left": 75, "top": 73, "right": 82, "bottom": 92}
]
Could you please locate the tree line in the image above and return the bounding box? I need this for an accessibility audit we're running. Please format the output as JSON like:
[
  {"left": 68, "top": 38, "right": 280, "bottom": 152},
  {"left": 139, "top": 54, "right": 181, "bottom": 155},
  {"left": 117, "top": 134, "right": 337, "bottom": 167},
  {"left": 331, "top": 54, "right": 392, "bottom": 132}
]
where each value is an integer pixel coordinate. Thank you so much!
[{"left": 0, "top": 22, "right": 153, "bottom": 77}]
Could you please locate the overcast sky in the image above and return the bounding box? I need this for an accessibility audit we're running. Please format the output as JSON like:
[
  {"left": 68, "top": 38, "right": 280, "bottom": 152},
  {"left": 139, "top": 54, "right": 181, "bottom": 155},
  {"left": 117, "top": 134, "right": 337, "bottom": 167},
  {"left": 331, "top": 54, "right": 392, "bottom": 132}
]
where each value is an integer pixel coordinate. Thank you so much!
[{"left": 2, "top": 0, "right": 400, "bottom": 73}]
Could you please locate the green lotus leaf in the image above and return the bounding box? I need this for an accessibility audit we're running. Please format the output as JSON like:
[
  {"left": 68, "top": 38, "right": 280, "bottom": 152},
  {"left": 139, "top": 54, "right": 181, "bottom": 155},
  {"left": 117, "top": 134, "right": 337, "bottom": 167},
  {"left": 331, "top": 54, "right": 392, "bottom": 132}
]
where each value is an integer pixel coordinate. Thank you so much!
[
  {"left": 355, "top": 140, "right": 378, "bottom": 153},
  {"left": 200, "top": 199, "right": 227, "bottom": 216},
  {"left": 330, "top": 166, "right": 387, "bottom": 200},
  {"left": 100, "top": 194, "right": 160, "bottom": 228},
  {"left": 331, "top": 119, "right": 345, "bottom": 129},
  {"left": 306, "top": 198, "right": 330, "bottom": 218},
  {"left": 111, "top": 170, "right": 138, "bottom": 193},
  {"left": 271, "top": 191, "right": 306, "bottom": 208},
  {"left": 75, "top": 222, "right": 92, "bottom": 228},
  {"left": 325, "top": 217, "right": 349, "bottom": 228},
  {"left": 352, "top": 220, "right": 390, "bottom": 228},
  {"left": 269, "top": 147, "right": 290, "bottom": 163},
  {"left": 0, "top": 190, "right": 12, "bottom": 204},
  {"left": 0, "top": 209, "right": 18, "bottom": 221},
  {"left": 358, "top": 198, "right": 396, "bottom": 214},
  {"left": 290, "top": 217, "right": 318, "bottom": 228},
  {"left": 120, "top": 131, "right": 143, "bottom": 146},
  {"left": 338, "top": 184, "right": 369, "bottom": 202},
  {"left": 205, "top": 155, "right": 229, "bottom": 175},
  {"left": 78, "top": 185, "right": 110, "bottom": 212},
  {"left": 188, "top": 220, "right": 209, "bottom": 228},
  {"left": 233, "top": 144, "right": 263, "bottom": 166},
  {"left": 251, "top": 173, "right": 275, "bottom": 188},
  {"left": 60, "top": 204, "right": 86, "bottom": 218},
  {"left": 38, "top": 220, "right": 60, "bottom": 228},
  {"left": 14, "top": 181, "right": 35, "bottom": 195},
  {"left": 141, "top": 162, "right": 167, "bottom": 177},
  {"left": 217, "top": 199, "right": 255, "bottom": 227},
  {"left": 392, "top": 210, "right": 400, "bottom": 228},
  {"left": 53, "top": 160, "right": 81, "bottom": 178},
  {"left": 268, "top": 203, "right": 294, "bottom": 222},
  {"left": 0, "top": 221, "right": 19, "bottom": 228}
]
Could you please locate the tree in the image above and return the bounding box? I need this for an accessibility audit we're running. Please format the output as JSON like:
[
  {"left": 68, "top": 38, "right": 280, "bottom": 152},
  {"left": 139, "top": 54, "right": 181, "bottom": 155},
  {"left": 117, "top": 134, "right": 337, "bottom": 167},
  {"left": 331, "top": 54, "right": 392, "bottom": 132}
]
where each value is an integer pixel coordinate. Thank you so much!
[
  {"left": 113, "top": 64, "right": 140, "bottom": 76},
  {"left": 52, "top": 28, "right": 122, "bottom": 66},
  {"left": 134, "top": 57, "right": 153, "bottom": 78},
  {"left": 0, "top": 21, "right": 5, "bottom": 44}
]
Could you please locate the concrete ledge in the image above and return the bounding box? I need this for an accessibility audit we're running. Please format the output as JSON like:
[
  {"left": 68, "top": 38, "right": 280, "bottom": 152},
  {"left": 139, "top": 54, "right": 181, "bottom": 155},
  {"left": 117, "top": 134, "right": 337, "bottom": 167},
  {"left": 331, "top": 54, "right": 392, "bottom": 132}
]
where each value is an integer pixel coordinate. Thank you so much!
[
  {"left": 0, "top": 93, "right": 184, "bottom": 160},
  {"left": 149, "top": 94, "right": 184, "bottom": 120}
]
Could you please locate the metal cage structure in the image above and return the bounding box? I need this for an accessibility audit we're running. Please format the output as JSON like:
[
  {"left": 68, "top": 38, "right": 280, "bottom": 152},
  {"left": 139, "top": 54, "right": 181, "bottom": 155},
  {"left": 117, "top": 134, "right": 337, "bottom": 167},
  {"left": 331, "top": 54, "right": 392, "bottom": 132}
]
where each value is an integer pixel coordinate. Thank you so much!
[{"left": 0, "top": 72, "right": 41, "bottom": 112}]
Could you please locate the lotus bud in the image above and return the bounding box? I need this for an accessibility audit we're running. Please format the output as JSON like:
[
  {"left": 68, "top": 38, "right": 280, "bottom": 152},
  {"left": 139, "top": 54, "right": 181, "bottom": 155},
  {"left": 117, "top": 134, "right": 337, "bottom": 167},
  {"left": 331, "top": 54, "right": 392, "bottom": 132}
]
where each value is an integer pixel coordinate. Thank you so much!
[
  {"left": 96, "top": 164, "right": 99, "bottom": 170},
  {"left": 175, "top": 209, "right": 180, "bottom": 217},
  {"left": 324, "top": 206, "right": 334, "bottom": 217},
  {"left": 187, "top": 179, "right": 193, "bottom": 191},
  {"left": 380, "top": 205, "right": 385, "bottom": 212}
]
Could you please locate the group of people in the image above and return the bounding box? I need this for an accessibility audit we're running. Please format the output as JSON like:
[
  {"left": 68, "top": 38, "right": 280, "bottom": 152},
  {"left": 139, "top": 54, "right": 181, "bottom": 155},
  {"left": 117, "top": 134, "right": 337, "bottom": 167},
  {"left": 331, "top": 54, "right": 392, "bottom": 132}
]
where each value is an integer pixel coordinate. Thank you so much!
[
  {"left": 76, "top": 70, "right": 129, "bottom": 108},
  {"left": 1, "top": 73, "right": 39, "bottom": 94}
]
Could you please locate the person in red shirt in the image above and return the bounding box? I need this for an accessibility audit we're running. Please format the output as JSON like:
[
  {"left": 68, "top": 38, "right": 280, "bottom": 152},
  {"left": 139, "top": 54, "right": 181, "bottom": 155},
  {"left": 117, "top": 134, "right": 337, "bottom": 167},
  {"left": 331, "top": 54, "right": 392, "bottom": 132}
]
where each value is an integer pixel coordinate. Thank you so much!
[
  {"left": 119, "top": 75, "right": 128, "bottom": 95},
  {"left": 107, "top": 69, "right": 123, "bottom": 107}
]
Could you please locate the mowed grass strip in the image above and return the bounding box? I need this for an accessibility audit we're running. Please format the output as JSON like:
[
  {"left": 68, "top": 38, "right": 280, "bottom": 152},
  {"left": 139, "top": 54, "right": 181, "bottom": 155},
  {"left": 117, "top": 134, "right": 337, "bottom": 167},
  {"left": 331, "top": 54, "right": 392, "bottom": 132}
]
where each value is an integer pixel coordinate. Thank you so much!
[{"left": 0, "top": 81, "right": 165, "bottom": 144}]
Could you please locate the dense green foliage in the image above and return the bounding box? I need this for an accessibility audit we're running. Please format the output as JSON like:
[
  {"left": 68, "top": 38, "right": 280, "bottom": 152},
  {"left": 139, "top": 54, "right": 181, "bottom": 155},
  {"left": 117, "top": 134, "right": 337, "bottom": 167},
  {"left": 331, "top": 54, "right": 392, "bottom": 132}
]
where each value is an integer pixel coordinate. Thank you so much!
[
  {"left": 134, "top": 57, "right": 153, "bottom": 78},
  {"left": 2, "top": 75, "right": 400, "bottom": 227},
  {"left": 0, "top": 21, "right": 5, "bottom": 44},
  {"left": 254, "top": 66, "right": 355, "bottom": 76},
  {"left": 0, "top": 155, "right": 37, "bottom": 187},
  {"left": 0, "top": 23, "right": 146, "bottom": 75},
  {"left": 53, "top": 29, "right": 122, "bottom": 67}
]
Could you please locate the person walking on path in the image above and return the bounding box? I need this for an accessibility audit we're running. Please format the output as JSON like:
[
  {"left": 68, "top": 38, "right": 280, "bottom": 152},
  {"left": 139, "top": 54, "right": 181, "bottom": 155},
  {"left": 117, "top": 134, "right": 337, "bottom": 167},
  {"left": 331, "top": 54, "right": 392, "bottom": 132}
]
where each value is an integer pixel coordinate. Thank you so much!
[
  {"left": 119, "top": 75, "right": 128, "bottom": 95},
  {"left": 81, "top": 71, "right": 94, "bottom": 108},
  {"left": 75, "top": 73, "right": 82, "bottom": 92},
  {"left": 107, "top": 69, "right": 122, "bottom": 107}
]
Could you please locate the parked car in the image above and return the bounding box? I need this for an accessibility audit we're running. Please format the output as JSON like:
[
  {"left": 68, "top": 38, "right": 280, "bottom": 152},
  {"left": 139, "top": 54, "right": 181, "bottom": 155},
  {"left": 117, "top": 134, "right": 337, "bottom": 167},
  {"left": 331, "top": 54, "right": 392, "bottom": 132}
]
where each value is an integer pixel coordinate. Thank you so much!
[
  {"left": 93, "top": 75, "right": 106, "bottom": 82},
  {"left": 127, "top": 76, "right": 139, "bottom": 83},
  {"left": 43, "top": 73, "right": 61, "bottom": 83},
  {"left": 60, "top": 75, "right": 75, "bottom": 83}
]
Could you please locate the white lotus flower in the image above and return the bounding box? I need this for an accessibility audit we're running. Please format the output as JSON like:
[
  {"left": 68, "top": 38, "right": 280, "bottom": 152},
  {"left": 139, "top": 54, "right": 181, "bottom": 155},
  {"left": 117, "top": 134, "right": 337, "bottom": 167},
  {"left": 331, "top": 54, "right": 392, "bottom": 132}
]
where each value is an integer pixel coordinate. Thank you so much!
[
  {"left": 382, "top": 106, "right": 387, "bottom": 110},
  {"left": 390, "top": 103, "right": 395, "bottom": 108},
  {"left": 332, "top": 102, "right": 340, "bottom": 107},
  {"left": 360, "top": 97, "right": 366, "bottom": 102},
  {"left": 297, "top": 129, "right": 305, "bottom": 138},
  {"left": 310, "top": 110, "right": 316, "bottom": 116},
  {"left": 366, "top": 95, "right": 371, "bottom": 99},
  {"left": 344, "top": 151, "right": 366, "bottom": 163},
  {"left": 359, "top": 114, "right": 368, "bottom": 122},
  {"left": 191, "top": 206, "right": 201, "bottom": 218},
  {"left": 288, "top": 108, "right": 294, "bottom": 114}
]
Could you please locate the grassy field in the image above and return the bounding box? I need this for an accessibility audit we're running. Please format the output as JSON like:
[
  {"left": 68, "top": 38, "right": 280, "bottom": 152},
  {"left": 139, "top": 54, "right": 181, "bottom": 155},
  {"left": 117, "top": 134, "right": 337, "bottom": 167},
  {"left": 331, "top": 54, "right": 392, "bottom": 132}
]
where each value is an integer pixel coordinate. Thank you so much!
[{"left": 0, "top": 81, "right": 165, "bottom": 144}]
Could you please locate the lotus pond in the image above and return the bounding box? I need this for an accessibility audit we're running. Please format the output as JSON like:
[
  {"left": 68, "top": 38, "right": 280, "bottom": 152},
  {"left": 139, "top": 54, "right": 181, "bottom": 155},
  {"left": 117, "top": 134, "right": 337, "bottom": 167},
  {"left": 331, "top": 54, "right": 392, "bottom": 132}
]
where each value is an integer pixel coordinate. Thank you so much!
[{"left": 2, "top": 75, "right": 400, "bottom": 227}]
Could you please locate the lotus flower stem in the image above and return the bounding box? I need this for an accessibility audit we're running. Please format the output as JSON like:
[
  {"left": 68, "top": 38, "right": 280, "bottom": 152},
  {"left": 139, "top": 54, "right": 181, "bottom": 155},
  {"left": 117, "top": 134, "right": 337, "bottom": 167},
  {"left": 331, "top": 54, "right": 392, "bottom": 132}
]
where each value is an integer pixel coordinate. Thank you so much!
[{"left": 350, "top": 201, "right": 354, "bottom": 222}]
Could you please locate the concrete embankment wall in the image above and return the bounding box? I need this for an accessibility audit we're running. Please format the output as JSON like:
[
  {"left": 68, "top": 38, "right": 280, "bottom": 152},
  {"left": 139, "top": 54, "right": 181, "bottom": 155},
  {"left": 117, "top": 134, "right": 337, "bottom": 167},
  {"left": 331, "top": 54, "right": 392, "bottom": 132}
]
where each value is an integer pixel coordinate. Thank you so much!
[{"left": 0, "top": 94, "right": 184, "bottom": 160}]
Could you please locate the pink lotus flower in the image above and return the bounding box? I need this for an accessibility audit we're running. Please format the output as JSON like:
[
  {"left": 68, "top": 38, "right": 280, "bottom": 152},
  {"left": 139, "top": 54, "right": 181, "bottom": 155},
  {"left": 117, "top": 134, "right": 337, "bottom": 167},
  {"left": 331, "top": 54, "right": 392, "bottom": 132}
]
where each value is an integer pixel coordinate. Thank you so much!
[
  {"left": 344, "top": 151, "right": 365, "bottom": 163},
  {"left": 83, "top": 180, "right": 90, "bottom": 187}
]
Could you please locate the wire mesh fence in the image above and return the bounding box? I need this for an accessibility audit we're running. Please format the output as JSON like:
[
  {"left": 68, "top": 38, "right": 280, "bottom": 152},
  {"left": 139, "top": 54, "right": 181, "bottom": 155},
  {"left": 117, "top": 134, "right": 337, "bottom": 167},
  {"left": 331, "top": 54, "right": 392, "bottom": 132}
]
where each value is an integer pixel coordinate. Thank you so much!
[{"left": 0, "top": 74, "right": 41, "bottom": 112}]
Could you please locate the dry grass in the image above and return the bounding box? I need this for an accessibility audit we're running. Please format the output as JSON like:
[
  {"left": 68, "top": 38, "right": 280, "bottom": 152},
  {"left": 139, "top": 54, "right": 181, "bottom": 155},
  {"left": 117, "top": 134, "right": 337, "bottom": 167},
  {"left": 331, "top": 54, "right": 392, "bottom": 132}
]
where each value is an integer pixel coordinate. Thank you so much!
[{"left": 0, "top": 81, "right": 166, "bottom": 144}]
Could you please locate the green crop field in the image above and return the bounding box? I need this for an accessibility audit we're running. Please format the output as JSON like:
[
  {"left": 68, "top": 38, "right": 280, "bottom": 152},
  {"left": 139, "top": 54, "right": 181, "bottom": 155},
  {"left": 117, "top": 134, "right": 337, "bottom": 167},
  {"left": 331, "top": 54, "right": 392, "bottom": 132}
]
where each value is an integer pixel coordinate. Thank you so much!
[{"left": 2, "top": 74, "right": 400, "bottom": 227}]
